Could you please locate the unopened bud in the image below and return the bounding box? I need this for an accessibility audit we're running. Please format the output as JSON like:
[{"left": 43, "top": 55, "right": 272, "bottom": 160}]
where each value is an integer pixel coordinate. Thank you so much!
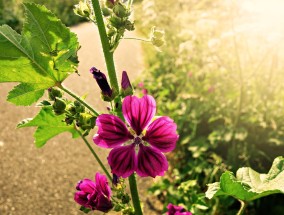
[
  {"left": 53, "top": 98, "right": 66, "bottom": 115},
  {"left": 74, "top": 101, "right": 85, "bottom": 113},
  {"left": 102, "top": 7, "right": 111, "bottom": 17},
  {"left": 48, "top": 88, "right": 62, "bottom": 101},
  {"left": 77, "top": 113, "right": 96, "bottom": 130},
  {"left": 105, "top": 0, "right": 115, "bottom": 8},
  {"left": 109, "top": 15, "right": 124, "bottom": 28},
  {"left": 90, "top": 67, "right": 113, "bottom": 99},
  {"left": 121, "top": 71, "right": 133, "bottom": 97},
  {"left": 125, "top": 20, "right": 135, "bottom": 31},
  {"left": 74, "top": 1, "right": 91, "bottom": 18},
  {"left": 113, "top": 2, "right": 129, "bottom": 18},
  {"left": 107, "top": 27, "right": 116, "bottom": 37},
  {"left": 112, "top": 174, "right": 119, "bottom": 186}
]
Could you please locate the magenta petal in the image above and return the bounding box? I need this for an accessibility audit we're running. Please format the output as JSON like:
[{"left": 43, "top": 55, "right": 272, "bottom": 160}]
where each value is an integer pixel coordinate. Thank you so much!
[
  {"left": 74, "top": 191, "right": 89, "bottom": 207},
  {"left": 77, "top": 179, "right": 96, "bottom": 193},
  {"left": 122, "top": 95, "right": 156, "bottom": 135},
  {"left": 95, "top": 172, "right": 111, "bottom": 198},
  {"left": 93, "top": 114, "right": 133, "bottom": 148},
  {"left": 107, "top": 144, "right": 137, "bottom": 178},
  {"left": 136, "top": 145, "right": 168, "bottom": 178},
  {"left": 143, "top": 117, "right": 179, "bottom": 152}
]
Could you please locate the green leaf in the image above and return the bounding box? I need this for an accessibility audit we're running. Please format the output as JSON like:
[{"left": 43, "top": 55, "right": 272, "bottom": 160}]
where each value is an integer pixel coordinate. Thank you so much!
[
  {"left": 0, "top": 3, "right": 79, "bottom": 106},
  {"left": 79, "top": 206, "right": 92, "bottom": 214},
  {"left": 17, "top": 107, "right": 79, "bottom": 147},
  {"left": 206, "top": 156, "right": 284, "bottom": 201}
]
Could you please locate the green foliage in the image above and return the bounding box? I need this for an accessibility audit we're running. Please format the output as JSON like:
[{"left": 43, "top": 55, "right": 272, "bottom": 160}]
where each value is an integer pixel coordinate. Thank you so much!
[
  {"left": 0, "top": 3, "right": 79, "bottom": 106},
  {"left": 17, "top": 106, "right": 78, "bottom": 147},
  {"left": 206, "top": 156, "right": 284, "bottom": 201},
  {"left": 0, "top": 0, "right": 85, "bottom": 32},
  {"left": 136, "top": 0, "right": 284, "bottom": 213}
]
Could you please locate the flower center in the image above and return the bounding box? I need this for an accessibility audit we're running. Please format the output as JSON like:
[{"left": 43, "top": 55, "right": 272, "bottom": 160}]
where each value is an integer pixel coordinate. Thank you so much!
[{"left": 134, "top": 136, "right": 142, "bottom": 146}]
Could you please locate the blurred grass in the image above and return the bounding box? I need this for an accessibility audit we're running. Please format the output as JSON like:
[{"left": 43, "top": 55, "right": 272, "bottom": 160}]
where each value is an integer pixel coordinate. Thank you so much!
[{"left": 0, "top": 0, "right": 85, "bottom": 32}]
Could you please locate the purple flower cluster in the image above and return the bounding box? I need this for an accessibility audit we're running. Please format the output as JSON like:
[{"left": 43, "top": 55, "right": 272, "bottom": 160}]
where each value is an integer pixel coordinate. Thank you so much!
[
  {"left": 93, "top": 95, "right": 179, "bottom": 178},
  {"left": 167, "top": 203, "right": 192, "bottom": 215},
  {"left": 74, "top": 172, "right": 112, "bottom": 212}
]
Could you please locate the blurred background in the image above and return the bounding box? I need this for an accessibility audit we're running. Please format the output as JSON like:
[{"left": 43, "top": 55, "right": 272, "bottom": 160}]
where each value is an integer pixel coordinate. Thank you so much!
[{"left": 1, "top": 0, "right": 284, "bottom": 214}]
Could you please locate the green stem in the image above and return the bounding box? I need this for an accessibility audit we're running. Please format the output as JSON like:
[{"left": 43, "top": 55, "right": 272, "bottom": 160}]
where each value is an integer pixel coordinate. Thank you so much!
[
  {"left": 91, "top": 0, "right": 119, "bottom": 93},
  {"left": 237, "top": 200, "right": 247, "bottom": 215},
  {"left": 128, "top": 174, "right": 143, "bottom": 215},
  {"left": 77, "top": 129, "right": 112, "bottom": 181},
  {"left": 58, "top": 84, "right": 99, "bottom": 116}
]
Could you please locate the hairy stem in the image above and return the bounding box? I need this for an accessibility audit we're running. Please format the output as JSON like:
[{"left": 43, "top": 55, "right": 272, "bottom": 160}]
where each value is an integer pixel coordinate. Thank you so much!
[
  {"left": 59, "top": 84, "right": 99, "bottom": 116},
  {"left": 91, "top": 0, "right": 119, "bottom": 93},
  {"left": 128, "top": 174, "right": 143, "bottom": 215},
  {"left": 77, "top": 129, "right": 112, "bottom": 181}
]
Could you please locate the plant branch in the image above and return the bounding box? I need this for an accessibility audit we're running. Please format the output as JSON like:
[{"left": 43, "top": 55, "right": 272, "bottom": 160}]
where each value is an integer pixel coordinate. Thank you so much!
[
  {"left": 123, "top": 37, "right": 151, "bottom": 43},
  {"left": 58, "top": 84, "right": 99, "bottom": 116},
  {"left": 128, "top": 174, "right": 143, "bottom": 215},
  {"left": 77, "top": 129, "right": 112, "bottom": 181}
]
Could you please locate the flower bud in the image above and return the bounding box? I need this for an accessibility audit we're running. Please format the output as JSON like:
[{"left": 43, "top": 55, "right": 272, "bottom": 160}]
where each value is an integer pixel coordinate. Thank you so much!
[
  {"left": 52, "top": 98, "right": 66, "bottom": 115},
  {"left": 112, "top": 174, "right": 119, "bottom": 186},
  {"left": 48, "top": 88, "right": 62, "bottom": 101},
  {"left": 66, "top": 103, "right": 76, "bottom": 116},
  {"left": 125, "top": 20, "right": 135, "bottom": 31},
  {"left": 77, "top": 113, "right": 96, "bottom": 130},
  {"left": 102, "top": 7, "right": 112, "bottom": 17},
  {"left": 121, "top": 194, "right": 130, "bottom": 204},
  {"left": 121, "top": 71, "right": 133, "bottom": 97},
  {"left": 107, "top": 27, "right": 116, "bottom": 37},
  {"left": 73, "top": 1, "right": 91, "bottom": 18},
  {"left": 105, "top": 0, "right": 115, "bottom": 8},
  {"left": 74, "top": 101, "right": 85, "bottom": 113},
  {"left": 90, "top": 67, "right": 113, "bottom": 100},
  {"left": 113, "top": 2, "right": 129, "bottom": 18},
  {"left": 109, "top": 15, "right": 125, "bottom": 29}
]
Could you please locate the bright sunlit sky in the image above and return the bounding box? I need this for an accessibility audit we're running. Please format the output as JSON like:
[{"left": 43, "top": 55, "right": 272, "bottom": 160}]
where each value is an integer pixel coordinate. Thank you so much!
[{"left": 239, "top": 0, "right": 284, "bottom": 41}]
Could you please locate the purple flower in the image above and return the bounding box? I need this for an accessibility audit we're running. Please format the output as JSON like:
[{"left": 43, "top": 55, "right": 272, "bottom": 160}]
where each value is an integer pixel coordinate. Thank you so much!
[
  {"left": 90, "top": 67, "right": 112, "bottom": 97},
  {"left": 167, "top": 203, "right": 192, "bottom": 215},
  {"left": 74, "top": 172, "right": 113, "bottom": 212},
  {"left": 93, "top": 95, "right": 179, "bottom": 178}
]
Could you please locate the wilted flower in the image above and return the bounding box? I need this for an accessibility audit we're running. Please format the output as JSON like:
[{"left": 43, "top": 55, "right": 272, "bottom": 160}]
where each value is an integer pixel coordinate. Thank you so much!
[
  {"left": 74, "top": 172, "right": 113, "bottom": 212},
  {"left": 167, "top": 203, "right": 192, "bottom": 215},
  {"left": 93, "top": 95, "right": 179, "bottom": 178}
]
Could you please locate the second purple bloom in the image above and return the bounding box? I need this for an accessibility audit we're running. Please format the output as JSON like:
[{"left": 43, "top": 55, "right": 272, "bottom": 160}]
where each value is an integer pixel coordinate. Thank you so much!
[{"left": 93, "top": 95, "right": 179, "bottom": 178}]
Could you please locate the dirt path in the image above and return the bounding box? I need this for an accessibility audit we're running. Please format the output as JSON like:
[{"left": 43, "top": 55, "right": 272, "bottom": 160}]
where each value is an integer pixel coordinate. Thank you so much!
[{"left": 0, "top": 22, "right": 154, "bottom": 215}]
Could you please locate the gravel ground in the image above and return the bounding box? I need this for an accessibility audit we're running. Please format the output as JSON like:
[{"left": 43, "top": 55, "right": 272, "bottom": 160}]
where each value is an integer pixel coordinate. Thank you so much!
[{"left": 0, "top": 22, "right": 158, "bottom": 215}]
